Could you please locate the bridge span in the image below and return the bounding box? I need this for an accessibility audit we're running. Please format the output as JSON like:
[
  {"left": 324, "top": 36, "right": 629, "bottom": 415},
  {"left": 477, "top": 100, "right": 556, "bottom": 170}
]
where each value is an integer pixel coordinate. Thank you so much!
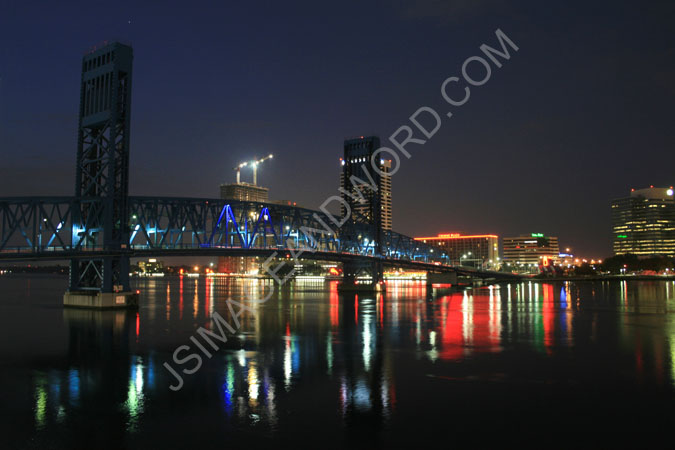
[{"left": 0, "top": 195, "right": 517, "bottom": 282}]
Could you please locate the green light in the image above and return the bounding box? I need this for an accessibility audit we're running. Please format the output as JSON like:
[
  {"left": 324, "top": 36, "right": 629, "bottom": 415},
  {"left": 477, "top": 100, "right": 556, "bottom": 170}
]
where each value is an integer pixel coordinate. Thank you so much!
[
  {"left": 617, "top": 235, "right": 627, "bottom": 239},
  {"left": 35, "top": 385, "right": 47, "bottom": 428},
  {"left": 531, "top": 233, "right": 544, "bottom": 238}
]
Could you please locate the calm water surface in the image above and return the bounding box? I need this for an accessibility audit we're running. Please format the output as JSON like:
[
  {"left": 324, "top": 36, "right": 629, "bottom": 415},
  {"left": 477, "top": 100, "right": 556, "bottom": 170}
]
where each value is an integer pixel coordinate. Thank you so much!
[{"left": 1, "top": 275, "right": 674, "bottom": 449}]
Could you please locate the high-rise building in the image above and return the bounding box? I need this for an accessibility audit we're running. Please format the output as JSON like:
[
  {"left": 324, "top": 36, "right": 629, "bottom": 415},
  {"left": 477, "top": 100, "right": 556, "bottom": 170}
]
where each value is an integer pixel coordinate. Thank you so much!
[
  {"left": 414, "top": 233, "right": 499, "bottom": 268},
  {"left": 220, "top": 183, "right": 268, "bottom": 203},
  {"left": 340, "top": 136, "right": 392, "bottom": 230},
  {"left": 503, "top": 234, "right": 560, "bottom": 266},
  {"left": 611, "top": 186, "right": 675, "bottom": 256}
]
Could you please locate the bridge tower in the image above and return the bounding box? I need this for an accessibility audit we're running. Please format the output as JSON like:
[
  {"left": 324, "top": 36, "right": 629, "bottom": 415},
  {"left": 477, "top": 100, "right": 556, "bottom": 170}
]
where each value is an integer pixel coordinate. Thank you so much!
[{"left": 65, "top": 42, "right": 137, "bottom": 307}]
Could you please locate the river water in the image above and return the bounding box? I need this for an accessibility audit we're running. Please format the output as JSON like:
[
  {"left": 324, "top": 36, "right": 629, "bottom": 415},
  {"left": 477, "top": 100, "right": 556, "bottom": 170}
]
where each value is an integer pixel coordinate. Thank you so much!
[{"left": 1, "top": 275, "right": 674, "bottom": 448}]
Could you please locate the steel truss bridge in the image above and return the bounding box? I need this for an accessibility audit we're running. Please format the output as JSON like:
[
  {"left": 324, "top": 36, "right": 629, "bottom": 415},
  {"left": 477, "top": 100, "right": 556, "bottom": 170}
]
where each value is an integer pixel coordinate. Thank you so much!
[{"left": 0, "top": 195, "right": 504, "bottom": 278}]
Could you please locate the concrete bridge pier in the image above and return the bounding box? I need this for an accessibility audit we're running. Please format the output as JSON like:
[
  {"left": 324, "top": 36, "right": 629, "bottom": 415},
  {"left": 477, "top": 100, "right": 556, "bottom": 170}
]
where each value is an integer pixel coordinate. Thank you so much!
[
  {"left": 65, "top": 256, "right": 138, "bottom": 309},
  {"left": 338, "top": 260, "right": 385, "bottom": 293},
  {"left": 63, "top": 290, "right": 139, "bottom": 309},
  {"left": 426, "top": 272, "right": 458, "bottom": 288}
]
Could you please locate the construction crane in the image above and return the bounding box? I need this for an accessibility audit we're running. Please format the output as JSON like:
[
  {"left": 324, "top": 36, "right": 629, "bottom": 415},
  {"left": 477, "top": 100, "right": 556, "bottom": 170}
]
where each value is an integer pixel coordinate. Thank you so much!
[
  {"left": 250, "top": 154, "right": 273, "bottom": 185},
  {"left": 233, "top": 154, "right": 273, "bottom": 185},
  {"left": 233, "top": 161, "right": 248, "bottom": 184}
]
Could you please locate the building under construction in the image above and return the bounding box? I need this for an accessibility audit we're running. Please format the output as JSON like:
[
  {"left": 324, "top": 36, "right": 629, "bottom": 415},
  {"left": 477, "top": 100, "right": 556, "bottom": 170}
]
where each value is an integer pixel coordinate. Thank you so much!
[
  {"left": 218, "top": 155, "right": 273, "bottom": 273},
  {"left": 220, "top": 183, "right": 268, "bottom": 202},
  {"left": 220, "top": 154, "right": 273, "bottom": 202}
]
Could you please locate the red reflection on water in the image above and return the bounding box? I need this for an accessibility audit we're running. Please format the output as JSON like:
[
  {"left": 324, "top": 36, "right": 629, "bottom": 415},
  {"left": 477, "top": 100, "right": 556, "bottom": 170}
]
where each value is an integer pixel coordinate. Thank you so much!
[
  {"left": 354, "top": 294, "right": 358, "bottom": 325},
  {"left": 193, "top": 279, "right": 199, "bottom": 319},
  {"left": 542, "top": 284, "right": 555, "bottom": 354},
  {"left": 329, "top": 281, "right": 339, "bottom": 328},
  {"left": 437, "top": 289, "right": 504, "bottom": 360},
  {"left": 439, "top": 294, "right": 464, "bottom": 360},
  {"left": 135, "top": 312, "right": 140, "bottom": 341},
  {"left": 204, "top": 277, "right": 212, "bottom": 325},
  {"left": 179, "top": 276, "right": 184, "bottom": 319}
]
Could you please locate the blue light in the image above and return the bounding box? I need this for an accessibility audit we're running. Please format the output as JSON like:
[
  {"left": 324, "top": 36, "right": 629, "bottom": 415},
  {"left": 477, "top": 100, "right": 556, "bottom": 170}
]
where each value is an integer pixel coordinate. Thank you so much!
[{"left": 68, "top": 369, "right": 80, "bottom": 404}]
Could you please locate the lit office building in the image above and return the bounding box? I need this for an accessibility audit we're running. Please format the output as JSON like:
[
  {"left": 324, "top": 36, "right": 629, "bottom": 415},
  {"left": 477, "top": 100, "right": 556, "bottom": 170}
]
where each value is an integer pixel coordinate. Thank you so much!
[
  {"left": 340, "top": 136, "right": 392, "bottom": 230},
  {"left": 138, "top": 258, "right": 163, "bottom": 274},
  {"left": 414, "top": 233, "right": 499, "bottom": 267},
  {"left": 503, "top": 234, "right": 560, "bottom": 267},
  {"left": 611, "top": 186, "right": 675, "bottom": 256}
]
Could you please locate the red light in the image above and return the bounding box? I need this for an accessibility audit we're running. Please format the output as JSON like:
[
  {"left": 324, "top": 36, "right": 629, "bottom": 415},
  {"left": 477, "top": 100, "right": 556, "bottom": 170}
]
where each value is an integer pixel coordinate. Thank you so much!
[
  {"left": 135, "top": 289, "right": 140, "bottom": 294},
  {"left": 414, "top": 233, "right": 498, "bottom": 240}
]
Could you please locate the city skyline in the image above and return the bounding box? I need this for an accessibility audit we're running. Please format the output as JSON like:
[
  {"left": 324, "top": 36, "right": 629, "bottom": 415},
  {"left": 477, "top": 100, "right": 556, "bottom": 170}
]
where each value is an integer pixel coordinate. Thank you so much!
[
  {"left": 2, "top": 1, "right": 674, "bottom": 257},
  {"left": 2, "top": 4, "right": 675, "bottom": 448}
]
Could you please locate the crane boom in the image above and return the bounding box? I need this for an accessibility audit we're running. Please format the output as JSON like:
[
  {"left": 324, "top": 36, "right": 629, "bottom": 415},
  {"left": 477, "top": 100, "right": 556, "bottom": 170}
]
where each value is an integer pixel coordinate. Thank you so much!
[
  {"left": 232, "top": 153, "right": 273, "bottom": 185},
  {"left": 232, "top": 161, "right": 248, "bottom": 184},
  {"left": 250, "top": 154, "right": 273, "bottom": 185}
]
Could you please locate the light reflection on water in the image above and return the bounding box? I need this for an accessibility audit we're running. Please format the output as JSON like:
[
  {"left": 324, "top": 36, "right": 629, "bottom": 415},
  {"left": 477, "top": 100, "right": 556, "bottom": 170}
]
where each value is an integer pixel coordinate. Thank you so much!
[{"left": 1, "top": 276, "right": 674, "bottom": 447}]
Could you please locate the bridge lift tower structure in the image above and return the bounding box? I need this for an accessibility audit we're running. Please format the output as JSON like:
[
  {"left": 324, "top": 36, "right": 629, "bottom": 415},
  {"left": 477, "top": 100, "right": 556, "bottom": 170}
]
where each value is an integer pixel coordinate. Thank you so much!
[{"left": 64, "top": 42, "right": 138, "bottom": 308}]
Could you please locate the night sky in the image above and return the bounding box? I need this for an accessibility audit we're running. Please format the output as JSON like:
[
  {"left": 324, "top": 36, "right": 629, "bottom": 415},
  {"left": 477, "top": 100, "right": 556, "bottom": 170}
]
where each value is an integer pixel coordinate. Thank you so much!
[{"left": 1, "top": 0, "right": 674, "bottom": 257}]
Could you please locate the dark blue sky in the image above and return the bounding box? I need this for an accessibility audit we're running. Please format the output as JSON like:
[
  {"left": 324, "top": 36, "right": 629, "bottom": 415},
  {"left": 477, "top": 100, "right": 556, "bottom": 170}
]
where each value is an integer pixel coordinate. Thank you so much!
[{"left": 1, "top": 0, "right": 674, "bottom": 257}]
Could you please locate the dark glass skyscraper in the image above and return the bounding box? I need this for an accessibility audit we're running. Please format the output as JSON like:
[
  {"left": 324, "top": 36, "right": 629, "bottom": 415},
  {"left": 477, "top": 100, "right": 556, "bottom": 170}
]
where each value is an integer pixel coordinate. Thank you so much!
[
  {"left": 339, "top": 136, "right": 392, "bottom": 231},
  {"left": 611, "top": 187, "right": 675, "bottom": 256}
]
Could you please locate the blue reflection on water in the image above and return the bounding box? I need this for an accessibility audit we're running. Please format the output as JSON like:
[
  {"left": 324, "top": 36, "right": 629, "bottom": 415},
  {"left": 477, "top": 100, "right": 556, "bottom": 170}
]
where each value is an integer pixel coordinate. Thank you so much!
[
  {"left": 221, "top": 362, "right": 234, "bottom": 416},
  {"left": 68, "top": 369, "right": 79, "bottom": 406}
]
